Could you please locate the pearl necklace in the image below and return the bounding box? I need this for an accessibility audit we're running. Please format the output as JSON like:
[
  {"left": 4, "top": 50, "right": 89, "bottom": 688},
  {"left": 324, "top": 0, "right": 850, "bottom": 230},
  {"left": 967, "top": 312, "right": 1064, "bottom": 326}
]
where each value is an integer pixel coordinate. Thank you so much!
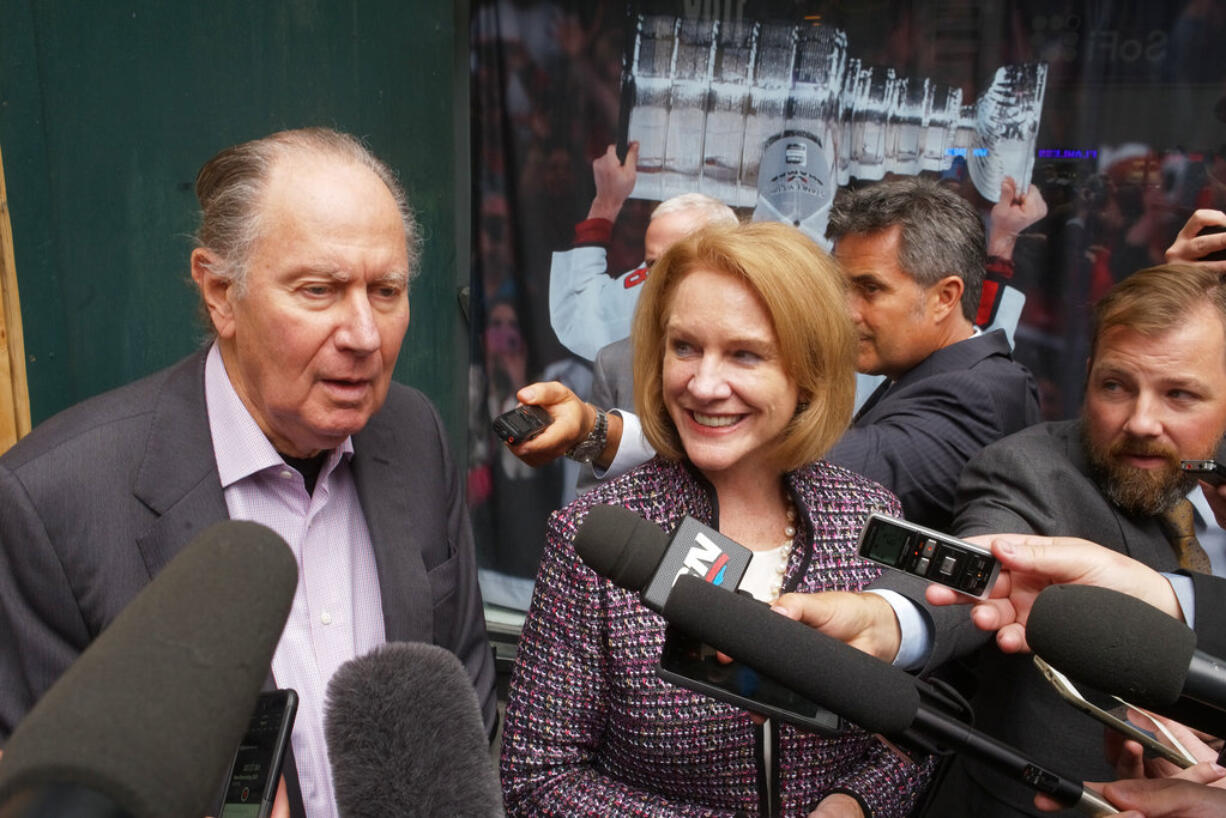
[{"left": 766, "top": 501, "right": 798, "bottom": 602}]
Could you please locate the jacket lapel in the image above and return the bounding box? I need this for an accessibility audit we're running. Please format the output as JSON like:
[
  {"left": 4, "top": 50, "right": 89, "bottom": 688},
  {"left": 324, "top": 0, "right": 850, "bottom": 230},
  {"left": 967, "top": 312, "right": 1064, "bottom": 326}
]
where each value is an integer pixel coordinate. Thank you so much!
[
  {"left": 132, "top": 351, "right": 229, "bottom": 578},
  {"left": 351, "top": 408, "right": 434, "bottom": 644}
]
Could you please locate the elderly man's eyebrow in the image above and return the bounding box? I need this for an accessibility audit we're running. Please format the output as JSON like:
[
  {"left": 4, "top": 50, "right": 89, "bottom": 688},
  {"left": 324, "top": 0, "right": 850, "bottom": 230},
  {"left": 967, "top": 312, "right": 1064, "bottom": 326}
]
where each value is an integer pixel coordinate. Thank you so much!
[
  {"left": 374, "top": 270, "right": 411, "bottom": 288},
  {"left": 293, "top": 266, "right": 409, "bottom": 287}
]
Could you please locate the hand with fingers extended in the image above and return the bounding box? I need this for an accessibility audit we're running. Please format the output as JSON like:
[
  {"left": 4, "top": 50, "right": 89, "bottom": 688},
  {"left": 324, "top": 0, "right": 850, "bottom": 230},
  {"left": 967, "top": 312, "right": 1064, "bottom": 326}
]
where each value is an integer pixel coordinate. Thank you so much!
[
  {"left": 1104, "top": 710, "right": 1221, "bottom": 783},
  {"left": 1034, "top": 761, "right": 1226, "bottom": 816},
  {"left": 924, "top": 534, "right": 1182, "bottom": 654},
  {"left": 1164, "top": 209, "right": 1226, "bottom": 270}
]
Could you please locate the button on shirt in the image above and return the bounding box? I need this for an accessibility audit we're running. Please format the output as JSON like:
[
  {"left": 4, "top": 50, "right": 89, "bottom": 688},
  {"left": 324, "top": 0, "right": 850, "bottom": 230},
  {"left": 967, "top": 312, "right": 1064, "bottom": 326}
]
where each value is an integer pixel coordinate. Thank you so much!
[{"left": 204, "top": 344, "right": 385, "bottom": 818}]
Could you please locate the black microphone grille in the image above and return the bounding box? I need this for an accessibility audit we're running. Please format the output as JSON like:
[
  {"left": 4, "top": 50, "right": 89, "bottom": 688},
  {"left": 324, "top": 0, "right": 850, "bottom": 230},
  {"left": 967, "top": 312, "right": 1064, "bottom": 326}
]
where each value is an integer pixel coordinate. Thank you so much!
[
  {"left": 662, "top": 575, "right": 921, "bottom": 735},
  {"left": 572, "top": 504, "right": 668, "bottom": 592},
  {"left": 1029, "top": 584, "right": 1196, "bottom": 708},
  {"left": 325, "top": 642, "right": 503, "bottom": 818},
  {"left": 0, "top": 520, "right": 297, "bottom": 818}
]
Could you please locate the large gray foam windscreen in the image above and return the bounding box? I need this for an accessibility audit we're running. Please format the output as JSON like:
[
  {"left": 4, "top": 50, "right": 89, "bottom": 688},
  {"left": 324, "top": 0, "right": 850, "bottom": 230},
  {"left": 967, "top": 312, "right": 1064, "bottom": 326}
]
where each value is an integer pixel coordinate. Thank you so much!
[
  {"left": 1029, "top": 583, "right": 1197, "bottom": 708},
  {"left": 0, "top": 520, "right": 297, "bottom": 818},
  {"left": 325, "top": 642, "right": 504, "bottom": 818}
]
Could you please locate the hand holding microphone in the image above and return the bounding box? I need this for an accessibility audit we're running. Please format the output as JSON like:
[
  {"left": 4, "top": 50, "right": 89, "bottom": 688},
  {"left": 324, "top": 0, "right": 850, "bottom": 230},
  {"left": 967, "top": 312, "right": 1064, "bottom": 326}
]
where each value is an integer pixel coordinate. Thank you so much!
[
  {"left": 1028, "top": 584, "right": 1226, "bottom": 738},
  {"left": 771, "top": 591, "right": 903, "bottom": 663},
  {"left": 575, "top": 505, "right": 1118, "bottom": 815}
]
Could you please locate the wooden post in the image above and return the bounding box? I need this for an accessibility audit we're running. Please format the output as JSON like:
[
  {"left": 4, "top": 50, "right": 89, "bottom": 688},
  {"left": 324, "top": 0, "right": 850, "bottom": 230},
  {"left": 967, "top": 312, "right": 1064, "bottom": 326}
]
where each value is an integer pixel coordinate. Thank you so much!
[{"left": 0, "top": 143, "right": 32, "bottom": 453}]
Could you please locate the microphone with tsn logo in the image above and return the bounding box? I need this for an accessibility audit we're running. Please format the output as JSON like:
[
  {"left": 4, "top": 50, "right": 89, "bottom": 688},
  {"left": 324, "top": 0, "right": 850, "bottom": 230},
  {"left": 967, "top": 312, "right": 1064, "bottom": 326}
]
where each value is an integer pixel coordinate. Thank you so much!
[
  {"left": 573, "top": 504, "right": 752, "bottom": 613},
  {"left": 572, "top": 505, "right": 844, "bottom": 734}
]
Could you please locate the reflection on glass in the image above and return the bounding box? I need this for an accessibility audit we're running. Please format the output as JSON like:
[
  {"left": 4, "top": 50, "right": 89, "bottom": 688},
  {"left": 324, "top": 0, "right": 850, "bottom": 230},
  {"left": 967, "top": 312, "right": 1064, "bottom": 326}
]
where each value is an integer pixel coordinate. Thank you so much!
[{"left": 625, "top": 13, "right": 1049, "bottom": 219}]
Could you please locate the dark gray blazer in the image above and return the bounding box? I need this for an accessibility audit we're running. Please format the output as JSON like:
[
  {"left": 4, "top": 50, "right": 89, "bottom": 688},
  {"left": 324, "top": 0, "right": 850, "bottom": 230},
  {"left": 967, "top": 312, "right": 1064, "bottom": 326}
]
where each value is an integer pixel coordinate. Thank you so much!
[
  {"left": 575, "top": 337, "right": 636, "bottom": 495},
  {"left": 914, "top": 420, "right": 1180, "bottom": 817},
  {"left": 1190, "top": 571, "right": 1226, "bottom": 657},
  {"left": 829, "top": 329, "right": 1040, "bottom": 530},
  {"left": 0, "top": 351, "right": 496, "bottom": 816},
  {"left": 591, "top": 336, "right": 634, "bottom": 414}
]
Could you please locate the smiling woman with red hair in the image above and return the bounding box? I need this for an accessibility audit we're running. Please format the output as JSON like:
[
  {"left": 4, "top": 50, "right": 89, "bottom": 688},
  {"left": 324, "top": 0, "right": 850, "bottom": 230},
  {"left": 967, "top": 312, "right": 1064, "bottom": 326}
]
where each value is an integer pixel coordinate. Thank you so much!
[{"left": 500, "top": 221, "right": 934, "bottom": 817}]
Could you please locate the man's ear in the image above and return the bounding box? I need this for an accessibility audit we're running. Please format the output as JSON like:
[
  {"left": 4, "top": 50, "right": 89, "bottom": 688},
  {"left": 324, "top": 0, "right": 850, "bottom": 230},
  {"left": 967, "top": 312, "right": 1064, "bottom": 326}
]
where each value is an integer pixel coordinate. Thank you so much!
[
  {"left": 928, "top": 274, "right": 965, "bottom": 322},
  {"left": 191, "top": 248, "right": 237, "bottom": 339}
]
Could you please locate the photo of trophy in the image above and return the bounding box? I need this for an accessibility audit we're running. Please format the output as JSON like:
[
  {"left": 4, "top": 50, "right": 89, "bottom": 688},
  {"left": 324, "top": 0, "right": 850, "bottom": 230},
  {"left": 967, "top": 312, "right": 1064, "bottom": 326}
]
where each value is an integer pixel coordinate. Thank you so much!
[{"left": 623, "top": 14, "right": 1048, "bottom": 241}]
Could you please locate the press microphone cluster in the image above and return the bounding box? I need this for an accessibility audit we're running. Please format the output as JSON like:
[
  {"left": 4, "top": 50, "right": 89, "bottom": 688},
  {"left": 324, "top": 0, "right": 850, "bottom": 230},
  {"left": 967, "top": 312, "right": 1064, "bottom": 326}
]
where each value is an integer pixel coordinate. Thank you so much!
[
  {"left": 573, "top": 504, "right": 1118, "bottom": 816},
  {"left": 0, "top": 520, "right": 297, "bottom": 818},
  {"left": 1028, "top": 583, "right": 1226, "bottom": 738}
]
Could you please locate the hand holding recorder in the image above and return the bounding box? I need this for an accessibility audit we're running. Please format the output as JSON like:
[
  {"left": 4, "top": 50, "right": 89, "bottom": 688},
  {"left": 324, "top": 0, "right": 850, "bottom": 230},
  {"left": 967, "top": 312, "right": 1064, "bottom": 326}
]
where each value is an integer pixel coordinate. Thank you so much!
[
  {"left": 924, "top": 534, "right": 1184, "bottom": 653},
  {"left": 774, "top": 514, "right": 1002, "bottom": 664},
  {"left": 500, "top": 381, "right": 624, "bottom": 469}
]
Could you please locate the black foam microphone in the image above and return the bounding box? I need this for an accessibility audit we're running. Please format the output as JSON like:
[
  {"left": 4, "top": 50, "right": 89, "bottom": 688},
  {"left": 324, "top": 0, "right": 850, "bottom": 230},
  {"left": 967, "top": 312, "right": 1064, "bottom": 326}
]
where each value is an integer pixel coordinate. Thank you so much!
[
  {"left": 1029, "top": 584, "right": 1226, "bottom": 735},
  {"left": 0, "top": 520, "right": 297, "bottom": 818},
  {"left": 573, "top": 504, "right": 752, "bottom": 612},
  {"left": 663, "top": 575, "right": 1118, "bottom": 816},
  {"left": 324, "top": 642, "right": 504, "bottom": 818}
]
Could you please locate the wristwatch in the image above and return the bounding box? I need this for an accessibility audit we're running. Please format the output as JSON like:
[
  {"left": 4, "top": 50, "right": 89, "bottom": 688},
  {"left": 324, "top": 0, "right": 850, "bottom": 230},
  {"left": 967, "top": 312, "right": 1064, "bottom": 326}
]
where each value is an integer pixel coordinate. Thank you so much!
[{"left": 566, "top": 406, "right": 608, "bottom": 464}]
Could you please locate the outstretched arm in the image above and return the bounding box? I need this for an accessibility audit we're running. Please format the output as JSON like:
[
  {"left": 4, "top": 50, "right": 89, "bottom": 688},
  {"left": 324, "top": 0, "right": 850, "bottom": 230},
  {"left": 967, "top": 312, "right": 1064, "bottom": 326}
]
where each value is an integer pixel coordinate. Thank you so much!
[
  {"left": 924, "top": 534, "right": 1182, "bottom": 653},
  {"left": 549, "top": 143, "right": 643, "bottom": 361},
  {"left": 771, "top": 591, "right": 903, "bottom": 663},
  {"left": 979, "top": 177, "right": 1048, "bottom": 339},
  {"left": 504, "top": 382, "right": 623, "bottom": 470}
]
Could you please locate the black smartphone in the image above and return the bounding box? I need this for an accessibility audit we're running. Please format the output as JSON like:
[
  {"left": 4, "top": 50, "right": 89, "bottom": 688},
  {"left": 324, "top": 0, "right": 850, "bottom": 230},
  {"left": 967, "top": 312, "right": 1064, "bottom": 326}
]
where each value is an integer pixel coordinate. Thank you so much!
[
  {"left": 1182, "top": 459, "right": 1226, "bottom": 487},
  {"left": 219, "top": 689, "right": 298, "bottom": 818},
  {"left": 857, "top": 513, "right": 1000, "bottom": 599},
  {"left": 657, "top": 625, "right": 844, "bottom": 735},
  {"left": 1198, "top": 224, "right": 1226, "bottom": 262},
  {"left": 492, "top": 404, "right": 553, "bottom": 445}
]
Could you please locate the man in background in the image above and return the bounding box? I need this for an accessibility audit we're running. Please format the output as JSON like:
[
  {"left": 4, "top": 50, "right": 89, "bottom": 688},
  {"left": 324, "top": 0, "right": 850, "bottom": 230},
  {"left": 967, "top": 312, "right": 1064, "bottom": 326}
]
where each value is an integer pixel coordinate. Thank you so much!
[
  {"left": 522, "top": 177, "right": 1042, "bottom": 531},
  {"left": 549, "top": 140, "right": 738, "bottom": 364},
  {"left": 781, "top": 262, "right": 1226, "bottom": 816}
]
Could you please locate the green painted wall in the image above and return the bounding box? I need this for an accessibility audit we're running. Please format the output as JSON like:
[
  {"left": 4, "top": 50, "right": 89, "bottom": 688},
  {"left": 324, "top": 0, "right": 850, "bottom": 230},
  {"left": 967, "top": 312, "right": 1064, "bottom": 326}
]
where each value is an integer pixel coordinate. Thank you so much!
[{"left": 0, "top": 1, "right": 470, "bottom": 453}]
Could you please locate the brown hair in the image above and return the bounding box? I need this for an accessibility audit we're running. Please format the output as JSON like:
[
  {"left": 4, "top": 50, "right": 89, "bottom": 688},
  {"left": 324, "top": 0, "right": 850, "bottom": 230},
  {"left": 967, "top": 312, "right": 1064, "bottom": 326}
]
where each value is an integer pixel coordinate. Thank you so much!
[
  {"left": 631, "top": 221, "right": 856, "bottom": 472},
  {"left": 1092, "top": 264, "right": 1226, "bottom": 359}
]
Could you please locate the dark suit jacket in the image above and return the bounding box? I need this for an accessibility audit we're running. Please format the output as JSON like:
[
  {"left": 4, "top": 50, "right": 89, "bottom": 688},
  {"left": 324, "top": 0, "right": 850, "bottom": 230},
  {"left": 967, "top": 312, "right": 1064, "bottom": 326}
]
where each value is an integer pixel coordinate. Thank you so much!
[
  {"left": 0, "top": 351, "right": 496, "bottom": 817},
  {"left": 1190, "top": 571, "right": 1226, "bottom": 657},
  {"left": 576, "top": 338, "right": 636, "bottom": 496},
  {"left": 591, "top": 336, "right": 634, "bottom": 414},
  {"left": 914, "top": 420, "right": 1181, "bottom": 817},
  {"left": 829, "top": 329, "right": 1040, "bottom": 530}
]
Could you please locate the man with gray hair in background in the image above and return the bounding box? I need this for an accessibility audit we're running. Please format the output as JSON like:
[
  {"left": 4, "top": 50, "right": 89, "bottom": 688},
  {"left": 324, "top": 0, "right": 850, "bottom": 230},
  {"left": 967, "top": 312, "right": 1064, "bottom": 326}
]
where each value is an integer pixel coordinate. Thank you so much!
[
  {"left": 0, "top": 128, "right": 495, "bottom": 818},
  {"left": 548, "top": 140, "right": 738, "bottom": 363}
]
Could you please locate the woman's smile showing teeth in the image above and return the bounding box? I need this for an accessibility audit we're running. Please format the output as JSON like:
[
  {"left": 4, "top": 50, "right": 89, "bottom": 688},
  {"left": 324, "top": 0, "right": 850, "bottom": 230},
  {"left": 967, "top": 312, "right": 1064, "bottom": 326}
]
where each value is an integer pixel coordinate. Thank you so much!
[{"left": 692, "top": 411, "right": 740, "bottom": 428}]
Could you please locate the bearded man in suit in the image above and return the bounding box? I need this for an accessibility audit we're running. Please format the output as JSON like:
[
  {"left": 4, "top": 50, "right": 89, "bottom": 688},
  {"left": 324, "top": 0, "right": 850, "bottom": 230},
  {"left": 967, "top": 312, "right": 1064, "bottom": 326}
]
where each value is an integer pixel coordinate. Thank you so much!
[{"left": 781, "top": 263, "right": 1226, "bottom": 817}]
